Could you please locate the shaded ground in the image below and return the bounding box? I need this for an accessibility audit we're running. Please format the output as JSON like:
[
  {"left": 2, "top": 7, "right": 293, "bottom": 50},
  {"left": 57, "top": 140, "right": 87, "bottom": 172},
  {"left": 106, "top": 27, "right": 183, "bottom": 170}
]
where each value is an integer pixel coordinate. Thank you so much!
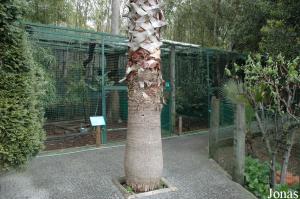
[{"left": 0, "top": 134, "right": 256, "bottom": 199}]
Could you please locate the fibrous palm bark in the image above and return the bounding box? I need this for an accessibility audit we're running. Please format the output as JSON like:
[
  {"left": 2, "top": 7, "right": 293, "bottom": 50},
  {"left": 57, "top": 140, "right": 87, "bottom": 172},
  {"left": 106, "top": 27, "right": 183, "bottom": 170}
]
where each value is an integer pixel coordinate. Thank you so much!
[{"left": 121, "top": 0, "right": 167, "bottom": 192}]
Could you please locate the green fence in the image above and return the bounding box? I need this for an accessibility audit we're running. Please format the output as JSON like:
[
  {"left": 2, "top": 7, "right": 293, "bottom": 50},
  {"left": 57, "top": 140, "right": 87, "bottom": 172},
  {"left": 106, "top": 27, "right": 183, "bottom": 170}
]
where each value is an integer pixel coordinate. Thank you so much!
[{"left": 25, "top": 22, "right": 244, "bottom": 150}]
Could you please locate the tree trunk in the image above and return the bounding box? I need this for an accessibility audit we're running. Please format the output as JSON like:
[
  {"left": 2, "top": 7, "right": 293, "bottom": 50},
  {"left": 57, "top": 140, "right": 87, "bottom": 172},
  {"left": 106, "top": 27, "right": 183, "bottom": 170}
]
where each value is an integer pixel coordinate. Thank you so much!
[
  {"left": 110, "top": 0, "right": 121, "bottom": 123},
  {"left": 271, "top": 153, "right": 276, "bottom": 189},
  {"left": 111, "top": 0, "right": 120, "bottom": 34},
  {"left": 255, "top": 111, "right": 276, "bottom": 188},
  {"left": 280, "top": 130, "right": 295, "bottom": 184},
  {"left": 124, "top": 0, "right": 167, "bottom": 192},
  {"left": 106, "top": 0, "right": 112, "bottom": 32},
  {"left": 213, "top": 0, "right": 221, "bottom": 46},
  {"left": 125, "top": 102, "right": 163, "bottom": 192}
]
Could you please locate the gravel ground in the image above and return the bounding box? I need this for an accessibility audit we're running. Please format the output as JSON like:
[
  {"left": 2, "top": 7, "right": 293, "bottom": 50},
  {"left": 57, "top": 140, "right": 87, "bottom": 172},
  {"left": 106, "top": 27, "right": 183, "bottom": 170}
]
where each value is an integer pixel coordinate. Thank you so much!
[{"left": 0, "top": 133, "right": 256, "bottom": 199}]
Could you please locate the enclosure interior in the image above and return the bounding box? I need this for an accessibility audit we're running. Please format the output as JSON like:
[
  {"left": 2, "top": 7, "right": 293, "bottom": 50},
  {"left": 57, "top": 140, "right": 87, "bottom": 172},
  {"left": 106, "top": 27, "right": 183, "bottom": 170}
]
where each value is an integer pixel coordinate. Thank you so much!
[{"left": 26, "top": 23, "right": 243, "bottom": 150}]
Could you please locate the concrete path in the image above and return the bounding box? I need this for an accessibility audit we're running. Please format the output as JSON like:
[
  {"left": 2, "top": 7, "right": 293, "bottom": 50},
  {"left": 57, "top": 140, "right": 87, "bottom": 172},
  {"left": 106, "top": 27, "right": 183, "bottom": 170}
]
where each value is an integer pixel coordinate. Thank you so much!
[{"left": 0, "top": 133, "right": 256, "bottom": 199}]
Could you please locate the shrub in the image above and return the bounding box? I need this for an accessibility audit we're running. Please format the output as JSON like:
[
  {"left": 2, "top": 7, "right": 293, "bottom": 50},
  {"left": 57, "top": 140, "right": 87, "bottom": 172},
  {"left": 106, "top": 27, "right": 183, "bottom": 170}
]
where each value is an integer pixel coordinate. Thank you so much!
[
  {"left": 245, "top": 156, "right": 270, "bottom": 199},
  {"left": 0, "top": 0, "right": 46, "bottom": 171},
  {"left": 227, "top": 54, "right": 300, "bottom": 186},
  {"left": 245, "top": 157, "right": 299, "bottom": 199}
]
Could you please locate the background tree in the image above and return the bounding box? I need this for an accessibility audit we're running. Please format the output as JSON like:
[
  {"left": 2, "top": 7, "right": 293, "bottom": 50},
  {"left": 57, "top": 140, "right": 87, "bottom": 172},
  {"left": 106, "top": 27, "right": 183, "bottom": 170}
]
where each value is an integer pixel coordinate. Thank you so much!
[
  {"left": 0, "top": 0, "right": 46, "bottom": 171},
  {"left": 23, "top": 0, "right": 299, "bottom": 57},
  {"left": 259, "top": 0, "right": 300, "bottom": 58},
  {"left": 25, "top": 0, "right": 74, "bottom": 25},
  {"left": 25, "top": 0, "right": 118, "bottom": 31},
  {"left": 163, "top": 0, "right": 258, "bottom": 50},
  {"left": 108, "top": 0, "right": 121, "bottom": 123}
]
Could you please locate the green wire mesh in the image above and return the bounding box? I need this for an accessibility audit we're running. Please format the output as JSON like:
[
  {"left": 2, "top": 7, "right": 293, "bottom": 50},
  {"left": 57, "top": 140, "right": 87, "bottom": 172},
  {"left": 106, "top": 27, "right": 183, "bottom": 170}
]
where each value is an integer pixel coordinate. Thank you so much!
[{"left": 25, "top": 22, "right": 244, "bottom": 150}]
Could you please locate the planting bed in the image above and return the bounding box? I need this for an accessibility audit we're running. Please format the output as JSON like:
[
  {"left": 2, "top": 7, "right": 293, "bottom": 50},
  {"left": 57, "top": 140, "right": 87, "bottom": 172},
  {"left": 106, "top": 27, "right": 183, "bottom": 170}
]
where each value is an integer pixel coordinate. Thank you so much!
[
  {"left": 113, "top": 177, "right": 177, "bottom": 199},
  {"left": 216, "top": 135, "right": 300, "bottom": 177}
]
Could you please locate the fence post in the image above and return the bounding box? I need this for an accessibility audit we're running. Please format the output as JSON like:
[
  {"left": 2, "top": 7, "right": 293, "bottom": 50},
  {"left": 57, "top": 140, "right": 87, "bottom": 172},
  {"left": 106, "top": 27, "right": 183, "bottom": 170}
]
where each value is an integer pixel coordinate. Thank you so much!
[
  {"left": 101, "top": 36, "right": 107, "bottom": 144},
  {"left": 96, "top": 126, "right": 101, "bottom": 147},
  {"left": 178, "top": 116, "right": 182, "bottom": 135},
  {"left": 209, "top": 96, "right": 220, "bottom": 159},
  {"left": 170, "top": 45, "right": 176, "bottom": 135},
  {"left": 233, "top": 103, "right": 246, "bottom": 185}
]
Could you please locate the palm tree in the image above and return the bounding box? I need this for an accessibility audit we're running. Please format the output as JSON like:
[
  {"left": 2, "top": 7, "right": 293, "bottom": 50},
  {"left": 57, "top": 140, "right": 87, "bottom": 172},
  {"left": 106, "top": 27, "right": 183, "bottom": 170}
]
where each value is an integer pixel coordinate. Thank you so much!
[{"left": 121, "top": 0, "right": 167, "bottom": 192}]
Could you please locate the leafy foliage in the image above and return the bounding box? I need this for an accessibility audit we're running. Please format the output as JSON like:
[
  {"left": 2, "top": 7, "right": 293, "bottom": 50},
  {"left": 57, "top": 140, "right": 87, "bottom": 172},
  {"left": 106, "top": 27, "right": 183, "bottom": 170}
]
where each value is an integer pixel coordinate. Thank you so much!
[
  {"left": 236, "top": 54, "right": 300, "bottom": 119},
  {"left": 0, "top": 0, "right": 46, "bottom": 171},
  {"left": 163, "top": 0, "right": 268, "bottom": 51},
  {"left": 22, "top": 0, "right": 300, "bottom": 56},
  {"left": 221, "top": 80, "right": 255, "bottom": 128},
  {"left": 260, "top": 20, "right": 299, "bottom": 59},
  {"left": 24, "top": 0, "right": 117, "bottom": 32},
  {"left": 259, "top": 0, "right": 300, "bottom": 58},
  {"left": 163, "top": 0, "right": 299, "bottom": 56},
  {"left": 245, "top": 157, "right": 299, "bottom": 199},
  {"left": 245, "top": 156, "right": 270, "bottom": 199},
  {"left": 25, "top": 0, "right": 73, "bottom": 25},
  {"left": 31, "top": 44, "right": 57, "bottom": 107},
  {"left": 228, "top": 54, "right": 300, "bottom": 187}
]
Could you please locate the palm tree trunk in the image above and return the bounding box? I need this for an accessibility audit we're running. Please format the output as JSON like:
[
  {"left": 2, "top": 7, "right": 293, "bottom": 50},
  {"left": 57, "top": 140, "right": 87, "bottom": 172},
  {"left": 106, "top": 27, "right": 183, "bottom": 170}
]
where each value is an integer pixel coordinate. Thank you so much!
[
  {"left": 125, "top": 101, "right": 163, "bottom": 192},
  {"left": 123, "top": 0, "right": 167, "bottom": 192}
]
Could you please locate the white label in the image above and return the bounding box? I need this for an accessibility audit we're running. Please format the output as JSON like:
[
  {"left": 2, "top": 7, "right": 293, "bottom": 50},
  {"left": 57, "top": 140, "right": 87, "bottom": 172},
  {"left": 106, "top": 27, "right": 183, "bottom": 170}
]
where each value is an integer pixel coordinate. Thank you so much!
[{"left": 90, "top": 116, "right": 106, "bottom": 126}]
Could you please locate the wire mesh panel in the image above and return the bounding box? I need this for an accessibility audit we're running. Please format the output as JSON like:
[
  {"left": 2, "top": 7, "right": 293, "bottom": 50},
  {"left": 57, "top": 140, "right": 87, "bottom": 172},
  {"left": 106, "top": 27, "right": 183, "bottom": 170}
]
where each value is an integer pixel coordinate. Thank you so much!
[
  {"left": 174, "top": 46, "right": 243, "bottom": 134},
  {"left": 25, "top": 23, "right": 174, "bottom": 149},
  {"left": 26, "top": 23, "right": 127, "bottom": 150},
  {"left": 210, "top": 101, "right": 300, "bottom": 188},
  {"left": 214, "top": 100, "right": 236, "bottom": 176},
  {"left": 175, "top": 49, "right": 208, "bottom": 132},
  {"left": 102, "top": 37, "right": 128, "bottom": 143},
  {"left": 25, "top": 22, "right": 245, "bottom": 150}
]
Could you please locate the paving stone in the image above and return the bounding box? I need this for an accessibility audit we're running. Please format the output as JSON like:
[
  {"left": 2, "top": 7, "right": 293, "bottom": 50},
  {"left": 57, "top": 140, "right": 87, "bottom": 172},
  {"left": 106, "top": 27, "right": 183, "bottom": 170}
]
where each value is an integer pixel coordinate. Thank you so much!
[{"left": 0, "top": 134, "right": 256, "bottom": 199}]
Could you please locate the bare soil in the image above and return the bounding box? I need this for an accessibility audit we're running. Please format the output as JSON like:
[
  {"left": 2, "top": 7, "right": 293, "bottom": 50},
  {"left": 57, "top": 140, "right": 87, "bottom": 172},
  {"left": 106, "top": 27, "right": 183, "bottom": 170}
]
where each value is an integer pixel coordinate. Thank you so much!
[
  {"left": 175, "top": 115, "right": 208, "bottom": 133},
  {"left": 251, "top": 136, "right": 300, "bottom": 176},
  {"left": 43, "top": 120, "right": 127, "bottom": 151},
  {"left": 215, "top": 136, "right": 300, "bottom": 176},
  {"left": 43, "top": 116, "right": 208, "bottom": 151}
]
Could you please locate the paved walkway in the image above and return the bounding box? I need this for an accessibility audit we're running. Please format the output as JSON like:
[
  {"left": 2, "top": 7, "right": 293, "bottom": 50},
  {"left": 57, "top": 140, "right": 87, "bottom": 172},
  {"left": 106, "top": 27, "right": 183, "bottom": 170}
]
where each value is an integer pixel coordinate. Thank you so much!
[{"left": 0, "top": 133, "right": 256, "bottom": 199}]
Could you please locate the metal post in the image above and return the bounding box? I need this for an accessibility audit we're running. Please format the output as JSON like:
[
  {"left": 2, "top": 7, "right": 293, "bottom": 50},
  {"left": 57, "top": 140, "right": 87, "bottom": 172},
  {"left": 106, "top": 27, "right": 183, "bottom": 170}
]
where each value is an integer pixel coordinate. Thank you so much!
[
  {"left": 207, "top": 52, "right": 211, "bottom": 125},
  {"left": 101, "top": 36, "right": 107, "bottom": 144},
  {"left": 170, "top": 45, "right": 176, "bottom": 135}
]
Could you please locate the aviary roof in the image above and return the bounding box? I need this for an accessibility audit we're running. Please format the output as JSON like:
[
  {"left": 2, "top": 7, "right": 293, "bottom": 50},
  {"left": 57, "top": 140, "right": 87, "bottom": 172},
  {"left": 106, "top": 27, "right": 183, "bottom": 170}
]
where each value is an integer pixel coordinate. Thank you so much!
[{"left": 24, "top": 22, "right": 243, "bottom": 58}]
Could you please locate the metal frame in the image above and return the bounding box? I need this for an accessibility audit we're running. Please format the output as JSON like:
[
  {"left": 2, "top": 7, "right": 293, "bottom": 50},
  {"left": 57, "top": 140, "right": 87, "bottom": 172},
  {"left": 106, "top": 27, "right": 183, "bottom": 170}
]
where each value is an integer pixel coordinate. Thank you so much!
[{"left": 25, "top": 22, "right": 245, "bottom": 144}]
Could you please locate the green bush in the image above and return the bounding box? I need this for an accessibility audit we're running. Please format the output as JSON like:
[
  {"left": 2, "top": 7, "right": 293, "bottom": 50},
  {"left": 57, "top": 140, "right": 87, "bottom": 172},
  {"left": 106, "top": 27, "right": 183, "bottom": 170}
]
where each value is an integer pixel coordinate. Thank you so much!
[
  {"left": 245, "top": 156, "right": 270, "bottom": 199},
  {"left": 245, "top": 157, "right": 299, "bottom": 199},
  {"left": 0, "top": 0, "right": 46, "bottom": 171}
]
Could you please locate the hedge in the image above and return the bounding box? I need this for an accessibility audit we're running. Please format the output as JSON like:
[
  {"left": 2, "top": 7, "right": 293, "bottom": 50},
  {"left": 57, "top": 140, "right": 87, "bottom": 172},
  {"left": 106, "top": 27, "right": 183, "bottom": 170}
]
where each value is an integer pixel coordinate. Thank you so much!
[{"left": 0, "top": 0, "right": 46, "bottom": 171}]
